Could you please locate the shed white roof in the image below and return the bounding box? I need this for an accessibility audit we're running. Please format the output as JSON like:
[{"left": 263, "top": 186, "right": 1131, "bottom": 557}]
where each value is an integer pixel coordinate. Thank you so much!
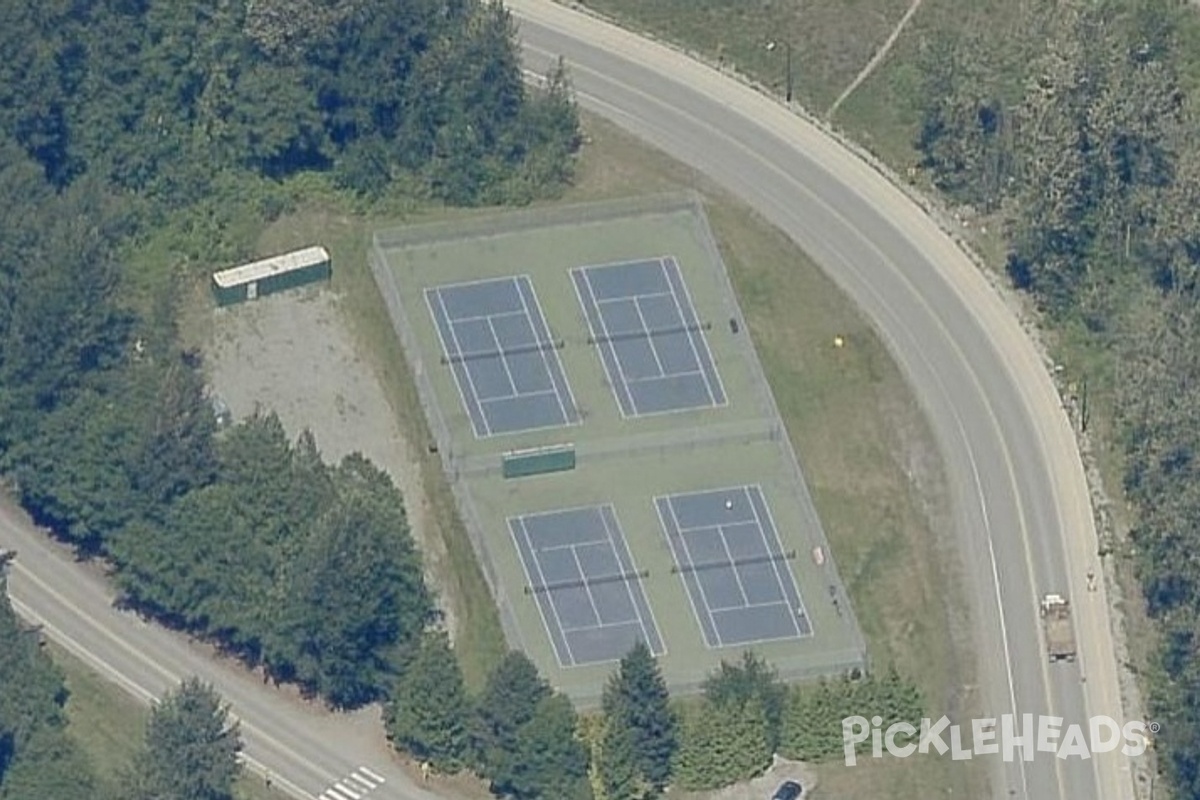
[{"left": 212, "top": 245, "right": 330, "bottom": 288}]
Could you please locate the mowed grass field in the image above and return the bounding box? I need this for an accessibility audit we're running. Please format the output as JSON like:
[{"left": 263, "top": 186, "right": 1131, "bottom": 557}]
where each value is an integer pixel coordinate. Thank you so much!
[{"left": 563, "top": 0, "right": 1027, "bottom": 169}]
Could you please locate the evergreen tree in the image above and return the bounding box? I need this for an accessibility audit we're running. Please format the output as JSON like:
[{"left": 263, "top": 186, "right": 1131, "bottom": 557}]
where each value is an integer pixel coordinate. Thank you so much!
[
  {"left": 673, "top": 698, "right": 771, "bottom": 791},
  {"left": 601, "top": 642, "right": 676, "bottom": 793},
  {"left": 702, "top": 651, "right": 786, "bottom": 751},
  {"left": 596, "top": 716, "right": 648, "bottom": 800},
  {"left": 125, "top": 678, "right": 241, "bottom": 800},
  {"left": 276, "top": 455, "right": 433, "bottom": 708},
  {"left": 386, "top": 631, "right": 470, "bottom": 772},
  {"left": 494, "top": 694, "right": 592, "bottom": 800},
  {"left": 472, "top": 651, "right": 550, "bottom": 776}
]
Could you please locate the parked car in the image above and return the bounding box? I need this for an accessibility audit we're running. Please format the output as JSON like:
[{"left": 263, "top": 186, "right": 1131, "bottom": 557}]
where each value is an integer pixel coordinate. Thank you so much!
[{"left": 771, "top": 780, "right": 803, "bottom": 800}]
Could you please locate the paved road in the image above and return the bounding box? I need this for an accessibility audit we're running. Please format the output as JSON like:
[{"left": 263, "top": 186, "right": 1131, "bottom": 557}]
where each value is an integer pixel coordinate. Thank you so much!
[
  {"left": 507, "top": 1, "right": 1136, "bottom": 799},
  {"left": 3, "top": 3, "right": 1137, "bottom": 800}
]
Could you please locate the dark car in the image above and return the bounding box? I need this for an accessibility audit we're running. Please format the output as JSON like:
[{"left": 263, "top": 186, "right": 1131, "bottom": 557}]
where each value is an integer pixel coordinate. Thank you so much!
[{"left": 771, "top": 780, "right": 803, "bottom": 800}]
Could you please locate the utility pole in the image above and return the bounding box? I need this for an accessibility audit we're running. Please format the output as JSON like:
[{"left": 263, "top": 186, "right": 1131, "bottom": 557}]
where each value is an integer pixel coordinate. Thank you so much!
[
  {"left": 1080, "top": 374, "right": 1089, "bottom": 433},
  {"left": 786, "top": 41, "right": 794, "bottom": 103}
]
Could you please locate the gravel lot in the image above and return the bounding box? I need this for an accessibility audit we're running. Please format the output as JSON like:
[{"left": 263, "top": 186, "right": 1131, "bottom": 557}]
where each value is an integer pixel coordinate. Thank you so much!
[{"left": 203, "top": 287, "right": 448, "bottom": 628}]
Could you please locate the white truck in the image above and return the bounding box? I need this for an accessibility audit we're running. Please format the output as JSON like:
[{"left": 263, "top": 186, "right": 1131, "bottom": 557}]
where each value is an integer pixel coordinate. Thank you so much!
[{"left": 1040, "top": 593, "right": 1077, "bottom": 663}]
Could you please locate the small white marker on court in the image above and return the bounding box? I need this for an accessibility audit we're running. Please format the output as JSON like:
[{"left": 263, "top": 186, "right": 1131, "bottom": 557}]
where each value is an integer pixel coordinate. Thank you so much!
[{"left": 725, "top": 499, "right": 733, "bottom": 510}]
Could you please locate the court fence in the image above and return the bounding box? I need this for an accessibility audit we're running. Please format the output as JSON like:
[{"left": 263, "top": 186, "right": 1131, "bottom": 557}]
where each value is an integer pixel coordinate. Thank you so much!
[{"left": 368, "top": 193, "right": 871, "bottom": 694}]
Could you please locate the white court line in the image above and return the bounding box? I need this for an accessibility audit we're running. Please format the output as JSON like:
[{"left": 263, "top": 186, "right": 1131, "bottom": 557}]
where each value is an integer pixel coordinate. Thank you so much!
[
  {"left": 480, "top": 389, "right": 559, "bottom": 406},
  {"left": 745, "top": 485, "right": 808, "bottom": 637},
  {"left": 663, "top": 255, "right": 729, "bottom": 406},
  {"left": 515, "top": 276, "right": 576, "bottom": 424},
  {"left": 486, "top": 315, "right": 520, "bottom": 398},
  {"left": 596, "top": 289, "right": 674, "bottom": 304},
  {"left": 511, "top": 517, "right": 578, "bottom": 667},
  {"left": 716, "top": 518, "right": 752, "bottom": 607},
  {"left": 600, "top": 505, "right": 665, "bottom": 655},
  {"left": 663, "top": 497, "right": 725, "bottom": 648},
  {"left": 432, "top": 289, "right": 492, "bottom": 437},
  {"left": 571, "top": 545, "right": 605, "bottom": 627},
  {"left": 571, "top": 267, "right": 637, "bottom": 418},
  {"left": 624, "top": 369, "right": 705, "bottom": 386},
  {"left": 448, "top": 308, "right": 528, "bottom": 324},
  {"left": 538, "top": 538, "right": 608, "bottom": 552},
  {"left": 560, "top": 617, "right": 643, "bottom": 634},
  {"left": 424, "top": 289, "right": 487, "bottom": 438},
  {"left": 631, "top": 295, "right": 668, "bottom": 377}
]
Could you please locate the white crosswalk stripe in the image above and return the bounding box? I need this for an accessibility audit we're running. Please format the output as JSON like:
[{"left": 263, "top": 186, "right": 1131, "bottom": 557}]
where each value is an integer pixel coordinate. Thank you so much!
[
  {"left": 349, "top": 772, "right": 377, "bottom": 789},
  {"left": 334, "top": 782, "right": 363, "bottom": 799},
  {"left": 358, "top": 766, "right": 386, "bottom": 784},
  {"left": 321, "top": 789, "right": 352, "bottom": 800}
]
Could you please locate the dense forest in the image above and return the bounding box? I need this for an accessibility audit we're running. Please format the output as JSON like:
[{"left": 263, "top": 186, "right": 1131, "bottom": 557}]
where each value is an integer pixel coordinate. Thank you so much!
[
  {"left": 914, "top": 0, "right": 1200, "bottom": 793},
  {"left": 0, "top": 0, "right": 579, "bottom": 716}
]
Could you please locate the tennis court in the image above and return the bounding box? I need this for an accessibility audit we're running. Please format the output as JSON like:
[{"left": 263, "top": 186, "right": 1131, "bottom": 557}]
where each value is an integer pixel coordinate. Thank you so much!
[
  {"left": 655, "top": 485, "right": 813, "bottom": 648},
  {"left": 509, "top": 504, "right": 665, "bottom": 667},
  {"left": 425, "top": 276, "right": 580, "bottom": 437},
  {"left": 571, "top": 257, "right": 727, "bottom": 418}
]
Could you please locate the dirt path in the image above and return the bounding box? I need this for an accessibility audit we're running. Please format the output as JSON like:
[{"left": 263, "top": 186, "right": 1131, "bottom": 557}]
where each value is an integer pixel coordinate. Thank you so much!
[{"left": 826, "top": 0, "right": 924, "bottom": 118}]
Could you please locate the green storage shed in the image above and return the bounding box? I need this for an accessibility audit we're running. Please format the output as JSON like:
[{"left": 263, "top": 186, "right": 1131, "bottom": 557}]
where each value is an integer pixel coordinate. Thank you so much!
[{"left": 211, "top": 245, "right": 331, "bottom": 307}]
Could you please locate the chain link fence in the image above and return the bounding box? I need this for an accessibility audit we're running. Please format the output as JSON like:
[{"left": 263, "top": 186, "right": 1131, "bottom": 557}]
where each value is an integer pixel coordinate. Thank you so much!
[{"left": 370, "top": 192, "right": 868, "bottom": 686}]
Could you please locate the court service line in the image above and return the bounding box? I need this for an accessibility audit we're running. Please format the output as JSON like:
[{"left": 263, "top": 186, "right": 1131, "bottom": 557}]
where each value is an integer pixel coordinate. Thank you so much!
[
  {"left": 486, "top": 316, "right": 521, "bottom": 398},
  {"left": 715, "top": 523, "right": 752, "bottom": 607},
  {"left": 570, "top": 546, "right": 605, "bottom": 628},
  {"left": 631, "top": 296, "right": 668, "bottom": 377}
]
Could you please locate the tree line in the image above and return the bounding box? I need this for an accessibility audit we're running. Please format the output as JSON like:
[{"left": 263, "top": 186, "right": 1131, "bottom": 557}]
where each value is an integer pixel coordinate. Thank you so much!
[
  {"left": 0, "top": 0, "right": 578, "bottom": 208},
  {"left": 0, "top": 581, "right": 243, "bottom": 800},
  {"left": 386, "top": 639, "right": 923, "bottom": 799},
  {"left": 0, "top": 0, "right": 580, "bottom": 720},
  {"left": 914, "top": 0, "right": 1200, "bottom": 793}
]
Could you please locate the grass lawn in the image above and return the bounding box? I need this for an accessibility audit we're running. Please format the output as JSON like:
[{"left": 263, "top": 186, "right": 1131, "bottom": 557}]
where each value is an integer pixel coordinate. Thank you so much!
[
  {"left": 48, "top": 642, "right": 284, "bottom": 800},
  {"left": 247, "top": 108, "right": 984, "bottom": 796}
]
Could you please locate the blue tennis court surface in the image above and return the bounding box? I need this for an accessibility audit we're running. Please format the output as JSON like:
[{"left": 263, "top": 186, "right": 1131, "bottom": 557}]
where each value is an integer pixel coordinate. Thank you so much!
[
  {"left": 510, "top": 505, "right": 665, "bottom": 667},
  {"left": 425, "top": 276, "right": 579, "bottom": 438},
  {"left": 655, "top": 485, "right": 812, "bottom": 648},
  {"left": 571, "top": 257, "right": 727, "bottom": 418}
]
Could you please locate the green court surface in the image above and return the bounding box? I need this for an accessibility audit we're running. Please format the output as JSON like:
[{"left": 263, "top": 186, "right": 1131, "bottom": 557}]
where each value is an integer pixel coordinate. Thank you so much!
[{"left": 370, "top": 194, "right": 867, "bottom": 704}]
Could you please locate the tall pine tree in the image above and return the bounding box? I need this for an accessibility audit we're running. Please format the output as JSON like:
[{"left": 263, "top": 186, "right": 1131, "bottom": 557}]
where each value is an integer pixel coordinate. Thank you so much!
[
  {"left": 601, "top": 642, "right": 676, "bottom": 793},
  {"left": 386, "top": 631, "right": 470, "bottom": 772}
]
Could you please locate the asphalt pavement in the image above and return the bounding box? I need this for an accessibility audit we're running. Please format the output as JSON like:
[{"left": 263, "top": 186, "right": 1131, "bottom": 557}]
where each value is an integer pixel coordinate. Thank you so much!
[{"left": 4, "top": 3, "right": 1139, "bottom": 800}]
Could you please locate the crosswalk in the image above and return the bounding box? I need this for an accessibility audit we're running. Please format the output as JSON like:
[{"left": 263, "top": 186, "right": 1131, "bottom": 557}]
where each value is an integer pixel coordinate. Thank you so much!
[{"left": 318, "top": 766, "right": 386, "bottom": 800}]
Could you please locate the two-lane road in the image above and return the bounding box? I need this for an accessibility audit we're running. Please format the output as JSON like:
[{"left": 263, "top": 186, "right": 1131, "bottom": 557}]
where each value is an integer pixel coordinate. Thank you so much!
[{"left": 6, "top": 3, "right": 1136, "bottom": 800}]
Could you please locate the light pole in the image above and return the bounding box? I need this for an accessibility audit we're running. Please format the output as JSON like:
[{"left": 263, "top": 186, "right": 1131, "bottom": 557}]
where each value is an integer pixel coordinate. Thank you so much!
[{"left": 766, "top": 41, "right": 794, "bottom": 103}]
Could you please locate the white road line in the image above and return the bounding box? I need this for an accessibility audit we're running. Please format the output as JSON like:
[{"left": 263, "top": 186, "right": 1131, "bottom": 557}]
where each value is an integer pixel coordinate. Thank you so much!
[
  {"left": 322, "top": 788, "right": 351, "bottom": 800},
  {"left": 334, "top": 782, "right": 362, "bottom": 799},
  {"left": 348, "top": 772, "right": 377, "bottom": 789},
  {"left": 358, "top": 767, "right": 386, "bottom": 784}
]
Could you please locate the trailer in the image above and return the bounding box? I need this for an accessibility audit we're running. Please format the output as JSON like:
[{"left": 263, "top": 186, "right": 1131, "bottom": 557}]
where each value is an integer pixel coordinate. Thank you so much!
[{"left": 1040, "top": 593, "right": 1077, "bottom": 663}]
